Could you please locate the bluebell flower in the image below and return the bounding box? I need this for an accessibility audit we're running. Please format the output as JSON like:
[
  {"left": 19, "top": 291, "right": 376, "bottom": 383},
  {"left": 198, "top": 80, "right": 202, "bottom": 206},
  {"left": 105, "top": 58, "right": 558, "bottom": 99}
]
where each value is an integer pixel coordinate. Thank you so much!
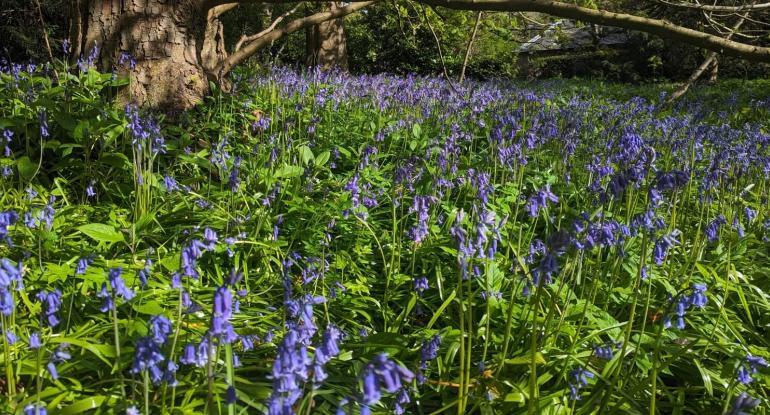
[
  {"left": 0, "top": 210, "right": 19, "bottom": 246},
  {"left": 39, "top": 196, "right": 55, "bottom": 230},
  {"left": 126, "top": 406, "right": 140, "bottom": 415},
  {"left": 203, "top": 227, "right": 218, "bottom": 250},
  {"left": 527, "top": 185, "right": 558, "bottom": 217},
  {"left": 226, "top": 384, "right": 237, "bottom": 404},
  {"left": 29, "top": 332, "right": 42, "bottom": 349},
  {"left": 408, "top": 195, "right": 433, "bottom": 244},
  {"left": 149, "top": 315, "right": 172, "bottom": 345},
  {"left": 727, "top": 392, "right": 761, "bottom": 415},
  {"left": 665, "top": 284, "right": 708, "bottom": 330},
  {"left": 705, "top": 215, "right": 727, "bottom": 243},
  {"left": 109, "top": 267, "right": 135, "bottom": 301},
  {"left": 568, "top": 367, "right": 594, "bottom": 400},
  {"left": 419, "top": 335, "right": 441, "bottom": 373},
  {"left": 86, "top": 182, "right": 96, "bottom": 198},
  {"left": 5, "top": 329, "right": 18, "bottom": 345},
  {"left": 35, "top": 289, "right": 62, "bottom": 326},
  {"left": 130, "top": 336, "right": 165, "bottom": 384},
  {"left": 47, "top": 343, "right": 71, "bottom": 380},
  {"left": 24, "top": 211, "right": 37, "bottom": 229},
  {"left": 413, "top": 276, "right": 429, "bottom": 297},
  {"left": 737, "top": 354, "right": 769, "bottom": 384},
  {"left": 39, "top": 109, "right": 49, "bottom": 138},
  {"left": 744, "top": 207, "right": 757, "bottom": 224},
  {"left": 75, "top": 256, "right": 93, "bottom": 275},
  {"left": 653, "top": 230, "right": 680, "bottom": 265},
  {"left": 97, "top": 283, "right": 114, "bottom": 312},
  {"left": 163, "top": 175, "right": 180, "bottom": 192},
  {"left": 24, "top": 404, "right": 47, "bottom": 415}
]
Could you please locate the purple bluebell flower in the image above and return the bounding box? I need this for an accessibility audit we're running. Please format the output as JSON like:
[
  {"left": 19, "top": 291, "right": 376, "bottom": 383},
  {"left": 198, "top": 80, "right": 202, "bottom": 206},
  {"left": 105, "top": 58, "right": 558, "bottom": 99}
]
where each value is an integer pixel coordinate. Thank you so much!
[
  {"left": 408, "top": 196, "right": 433, "bottom": 244},
  {"left": 226, "top": 385, "right": 237, "bottom": 404},
  {"left": 75, "top": 256, "right": 93, "bottom": 275},
  {"left": 109, "top": 267, "right": 134, "bottom": 301},
  {"left": 706, "top": 215, "right": 727, "bottom": 243},
  {"left": 24, "top": 211, "right": 36, "bottom": 229},
  {"left": 737, "top": 354, "right": 769, "bottom": 384},
  {"left": 39, "top": 109, "right": 49, "bottom": 138},
  {"left": 149, "top": 315, "right": 172, "bottom": 345},
  {"left": 47, "top": 343, "right": 71, "bottom": 380},
  {"left": 727, "top": 392, "right": 761, "bottom": 415},
  {"left": 38, "top": 197, "right": 55, "bottom": 230},
  {"left": 413, "top": 276, "right": 429, "bottom": 297},
  {"left": 35, "top": 289, "right": 62, "bottom": 326},
  {"left": 118, "top": 52, "right": 137, "bottom": 69},
  {"left": 97, "top": 283, "right": 113, "bottom": 312},
  {"left": 24, "top": 404, "right": 47, "bottom": 415},
  {"left": 163, "top": 176, "right": 180, "bottom": 192},
  {"left": 130, "top": 336, "right": 165, "bottom": 384},
  {"left": 29, "top": 332, "right": 42, "bottom": 349},
  {"left": 419, "top": 335, "right": 441, "bottom": 372},
  {"left": 527, "top": 185, "right": 558, "bottom": 217},
  {"left": 568, "top": 367, "right": 594, "bottom": 400},
  {"left": 653, "top": 230, "right": 680, "bottom": 265},
  {"left": 86, "top": 182, "right": 96, "bottom": 198}
]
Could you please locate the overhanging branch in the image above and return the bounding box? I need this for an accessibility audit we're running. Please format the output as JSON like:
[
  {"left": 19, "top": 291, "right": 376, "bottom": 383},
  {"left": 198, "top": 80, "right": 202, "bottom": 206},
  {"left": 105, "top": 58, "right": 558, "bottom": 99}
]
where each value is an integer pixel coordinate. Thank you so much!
[
  {"left": 214, "top": 1, "right": 376, "bottom": 76},
  {"left": 655, "top": 0, "right": 770, "bottom": 12},
  {"left": 202, "top": 0, "right": 770, "bottom": 63}
]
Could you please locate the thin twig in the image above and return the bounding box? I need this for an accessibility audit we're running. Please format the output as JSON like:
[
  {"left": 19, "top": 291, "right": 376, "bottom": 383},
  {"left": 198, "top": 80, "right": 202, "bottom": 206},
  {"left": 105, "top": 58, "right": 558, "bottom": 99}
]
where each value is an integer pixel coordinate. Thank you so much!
[
  {"left": 235, "top": 4, "right": 301, "bottom": 52},
  {"left": 420, "top": 4, "right": 460, "bottom": 94},
  {"left": 459, "top": 11, "right": 483, "bottom": 83}
]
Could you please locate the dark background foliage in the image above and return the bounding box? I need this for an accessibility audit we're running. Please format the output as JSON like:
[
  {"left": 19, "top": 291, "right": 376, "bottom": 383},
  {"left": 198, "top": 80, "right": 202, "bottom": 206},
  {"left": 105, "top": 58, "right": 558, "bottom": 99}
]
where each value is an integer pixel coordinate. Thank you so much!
[{"left": 2, "top": 0, "right": 768, "bottom": 81}]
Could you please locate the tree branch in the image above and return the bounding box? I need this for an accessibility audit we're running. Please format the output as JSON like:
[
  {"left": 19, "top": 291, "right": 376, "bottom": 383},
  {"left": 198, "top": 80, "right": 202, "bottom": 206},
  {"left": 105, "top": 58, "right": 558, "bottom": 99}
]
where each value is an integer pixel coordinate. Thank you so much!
[
  {"left": 416, "top": 0, "right": 770, "bottom": 62},
  {"left": 215, "top": 1, "right": 375, "bottom": 77},
  {"left": 655, "top": 0, "right": 770, "bottom": 12},
  {"left": 668, "top": 6, "right": 750, "bottom": 103},
  {"left": 234, "top": 4, "right": 301, "bottom": 52},
  {"left": 459, "top": 11, "right": 482, "bottom": 83},
  {"left": 202, "top": 0, "right": 770, "bottom": 63}
]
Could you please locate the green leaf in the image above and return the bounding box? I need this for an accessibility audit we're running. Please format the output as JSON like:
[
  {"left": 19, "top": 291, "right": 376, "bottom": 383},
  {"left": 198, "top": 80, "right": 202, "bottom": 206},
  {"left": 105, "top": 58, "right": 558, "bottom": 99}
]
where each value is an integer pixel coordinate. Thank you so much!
[
  {"left": 17, "top": 156, "right": 37, "bottom": 181},
  {"left": 57, "top": 396, "right": 106, "bottom": 415},
  {"left": 505, "top": 352, "right": 546, "bottom": 366},
  {"left": 77, "top": 223, "right": 125, "bottom": 243},
  {"left": 315, "top": 150, "right": 330, "bottom": 166},
  {"left": 299, "top": 145, "right": 314, "bottom": 166},
  {"left": 504, "top": 392, "right": 525, "bottom": 402},
  {"left": 274, "top": 164, "right": 304, "bottom": 178},
  {"left": 412, "top": 123, "right": 422, "bottom": 139},
  {"left": 133, "top": 300, "right": 166, "bottom": 315}
]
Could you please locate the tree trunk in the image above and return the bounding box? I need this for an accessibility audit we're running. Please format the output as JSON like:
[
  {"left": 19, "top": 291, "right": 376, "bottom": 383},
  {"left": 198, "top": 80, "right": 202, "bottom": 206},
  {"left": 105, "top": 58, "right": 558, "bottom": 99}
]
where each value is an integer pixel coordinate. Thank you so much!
[
  {"left": 306, "top": 2, "right": 348, "bottom": 70},
  {"left": 80, "top": 0, "right": 210, "bottom": 111}
]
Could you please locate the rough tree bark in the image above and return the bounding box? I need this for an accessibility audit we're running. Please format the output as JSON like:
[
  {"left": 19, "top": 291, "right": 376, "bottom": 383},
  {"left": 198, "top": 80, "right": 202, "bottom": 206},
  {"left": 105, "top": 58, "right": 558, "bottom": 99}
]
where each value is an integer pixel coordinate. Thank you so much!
[
  {"left": 306, "top": 2, "right": 349, "bottom": 70},
  {"left": 72, "top": 0, "right": 770, "bottom": 111},
  {"left": 80, "top": 0, "right": 212, "bottom": 111}
]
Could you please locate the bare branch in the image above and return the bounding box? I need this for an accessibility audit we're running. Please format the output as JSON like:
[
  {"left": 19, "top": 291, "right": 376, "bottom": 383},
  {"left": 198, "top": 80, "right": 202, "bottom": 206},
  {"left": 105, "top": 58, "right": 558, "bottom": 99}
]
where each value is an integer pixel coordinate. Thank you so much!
[
  {"left": 459, "top": 11, "right": 482, "bottom": 83},
  {"left": 215, "top": 1, "right": 375, "bottom": 77},
  {"left": 656, "top": 0, "right": 770, "bottom": 12},
  {"left": 668, "top": 7, "right": 750, "bottom": 102},
  {"left": 210, "top": 3, "right": 239, "bottom": 18},
  {"left": 202, "top": 0, "right": 770, "bottom": 63},
  {"left": 234, "top": 4, "right": 301, "bottom": 52}
]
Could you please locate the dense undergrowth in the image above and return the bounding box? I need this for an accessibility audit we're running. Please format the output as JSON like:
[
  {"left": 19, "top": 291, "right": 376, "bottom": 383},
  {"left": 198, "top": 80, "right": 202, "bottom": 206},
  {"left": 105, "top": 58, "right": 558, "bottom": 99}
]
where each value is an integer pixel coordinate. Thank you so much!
[{"left": 0, "top": 61, "right": 769, "bottom": 415}]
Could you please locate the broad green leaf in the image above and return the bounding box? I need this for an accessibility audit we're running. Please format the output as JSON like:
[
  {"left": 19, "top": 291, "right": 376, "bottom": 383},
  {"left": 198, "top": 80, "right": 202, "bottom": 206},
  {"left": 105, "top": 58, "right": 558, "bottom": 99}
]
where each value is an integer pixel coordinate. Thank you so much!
[
  {"left": 77, "top": 223, "right": 125, "bottom": 243},
  {"left": 17, "top": 156, "right": 37, "bottom": 181},
  {"left": 274, "top": 164, "right": 304, "bottom": 178}
]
